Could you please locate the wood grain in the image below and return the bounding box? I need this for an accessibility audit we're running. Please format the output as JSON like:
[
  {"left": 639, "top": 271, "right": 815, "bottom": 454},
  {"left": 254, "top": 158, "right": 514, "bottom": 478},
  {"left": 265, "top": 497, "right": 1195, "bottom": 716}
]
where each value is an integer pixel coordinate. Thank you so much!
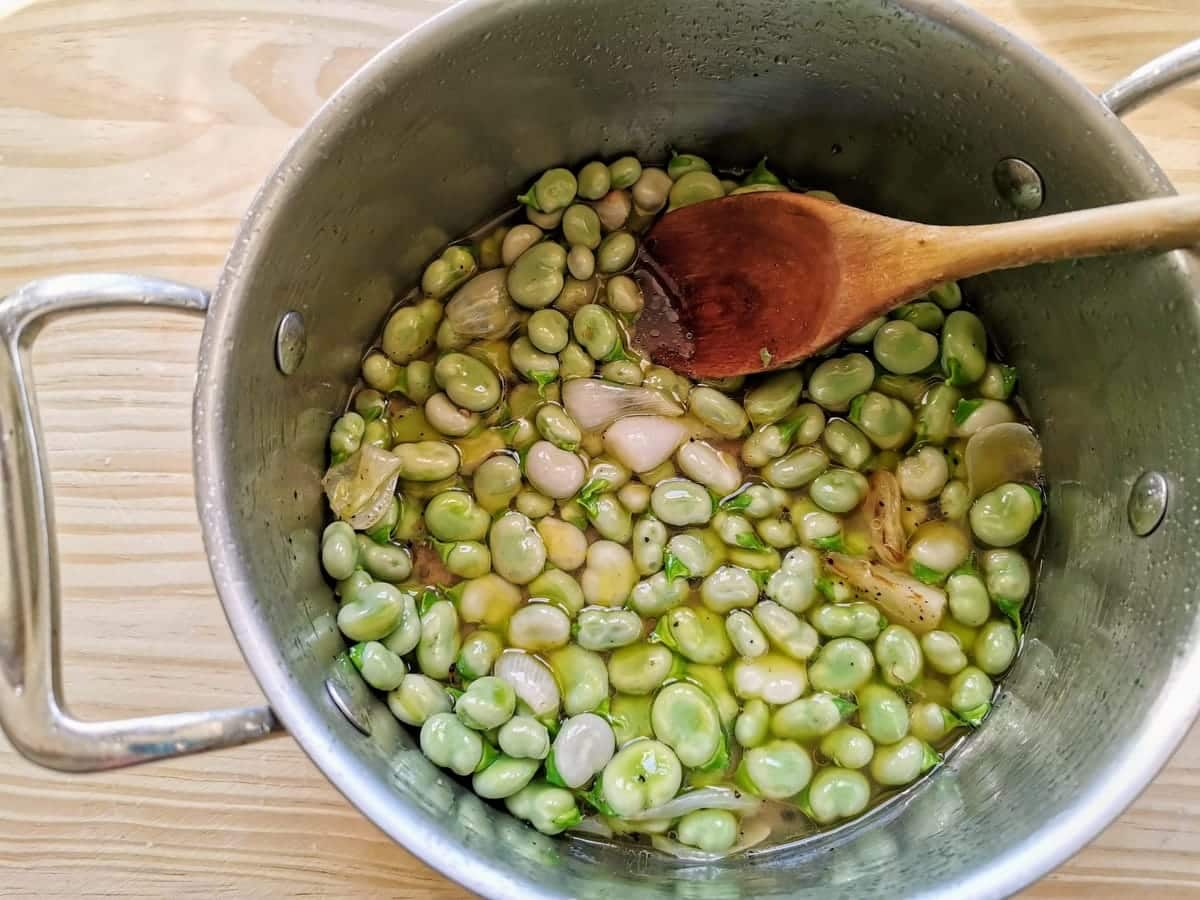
[{"left": 0, "top": 1, "right": 1196, "bottom": 897}]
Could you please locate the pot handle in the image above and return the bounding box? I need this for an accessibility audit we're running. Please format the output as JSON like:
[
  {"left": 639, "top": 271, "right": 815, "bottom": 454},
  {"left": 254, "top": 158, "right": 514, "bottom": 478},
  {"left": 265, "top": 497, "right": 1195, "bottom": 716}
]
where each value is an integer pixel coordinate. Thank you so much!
[
  {"left": 1101, "top": 38, "right": 1200, "bottom": 115},
  {"left": 0, "top": 274, "right": 282, "bottom": 772}
]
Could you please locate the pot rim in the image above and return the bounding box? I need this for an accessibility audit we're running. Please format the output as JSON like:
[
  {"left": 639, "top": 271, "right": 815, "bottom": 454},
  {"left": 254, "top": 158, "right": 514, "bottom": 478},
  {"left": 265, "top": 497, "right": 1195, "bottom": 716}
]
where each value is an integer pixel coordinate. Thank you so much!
[{"left": 193, "top": 1, "right": 1197, "bottom": 896}]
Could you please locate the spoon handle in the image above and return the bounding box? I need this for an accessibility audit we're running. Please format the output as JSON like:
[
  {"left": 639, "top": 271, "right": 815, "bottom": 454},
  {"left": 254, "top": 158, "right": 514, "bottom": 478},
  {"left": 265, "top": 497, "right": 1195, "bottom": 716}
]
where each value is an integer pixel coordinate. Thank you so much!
[{"left": 929, "top": 195, "right": 1200, "bottom": 280}]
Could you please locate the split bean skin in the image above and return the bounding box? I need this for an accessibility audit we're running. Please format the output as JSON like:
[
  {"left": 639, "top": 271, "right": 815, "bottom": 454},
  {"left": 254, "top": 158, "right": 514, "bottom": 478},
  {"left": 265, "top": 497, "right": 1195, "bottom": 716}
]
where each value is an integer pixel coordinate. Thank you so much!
[{"left": 321, "top": 154, "right": 1045, "bottom": 848}]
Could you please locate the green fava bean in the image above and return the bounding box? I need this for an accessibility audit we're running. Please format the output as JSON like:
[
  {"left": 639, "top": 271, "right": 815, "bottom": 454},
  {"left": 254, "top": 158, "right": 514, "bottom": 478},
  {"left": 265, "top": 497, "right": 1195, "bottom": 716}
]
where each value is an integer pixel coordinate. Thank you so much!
[
  {"left": 978, "top": 361, "right": 1019, "bottom": 400},
  {"left": 806, "top": 767, "right": 871, "bottom": 824},
  {"left": 515, "top": 486, "right": 557, "bottom": 518},
  {"left": 473, "top": 455, "right": 522, "bottom": 513},
  {"left": 981, "top": 549, "right": 1032, "bottom": 606},
  {"left": 744, "top": 374, "right": 801, "bottom": 429},
  {"left": 736, "top": 740, "right": 813, "bottom": 800},
  {"left": 596, "top": 231, "right": 637, "bottom": 274},
  {"left": 809, "top": 637, "right": 876, "bottom": 692},
  {"left": 651, "top": 682, "right": 725, "bottom": 769},
  {"left": 974, "top": 620, "right": 1018, "bottom": 674},
  {"left": 875, "top": 625, "right": 924, "bottom": 686},
  {"left": 321, "top": 522, "right": 359, "bottom": 580},
  {"left": 434, "top": 352, "right": 501, "bottom": 412},
  {"left": 535, "top": 404, "right": 581, "bottom": 451},
  {"left": 921, "top": 630, "right": 968, "bottom": 675},
  {"left": 329, "top": 412, "right": 365, "bottom": 460},
  {"left": 600, "top": 740, "right": 683, "bottom": 817},
  {"left": 473, "top": 755, "right": 541, "bottom": 800},
  {"left": 558, "top": 340, "right": 596, "bottom": 379},
  {"left": 873, "top": 320, "right": 939, "bottom": 375},
  {"left": 735, "top": 698, "right": 771, "bottom": 748},
  {"left": 731, "top": 653, "right": 808, "bottom": 705},
  {"left": 505, "top": 781, "right": 582, "bottom": 835},
  {"left": 651, "top": 479, "right": 714, "bottom": 526},
  {"left": 940, "top": 479, "right": 971, "bottom": 520},
  {"left": 498, "top": 715, "right": 551, "bottom": 760},
  {"left": 488, "top": 511, "right": 547, "bottom": 585},
  {"left": 892, "top": 300, "right": 945, "bottom": 332},
  {"left": 657, "top": 606, "right": 734, "bottom": 664},
  {"left": 754, "top": 601, "right": 819, "bottom": 660},
  {"left": 970, "top": 482, "right": 1042, "bottom": 547},
  {"left": 609, "top": 156, "right": 643, "bottom": 190},
  {"left": 423, "top": 392, "right": 477, "bottom": 437},
  {"left": 605, "top": 274, "right": 644, "bottom": 317},
  {"left": 600, "top": 359, "right": 641, "bottom": 385},
  {"left": 382, "top": 298, "right": 442, "bottom": 364},
  {"left": 914, "top": 383, "right": 960, "bottom": 446},
  {"left": 849, "top": 391, "right": 915, "bottom": 450},
  {"left": 946, "top": 572, "right": 991, "bottom": 627},
  {"left": 349, "top": 640, "right": 406, "bottom": 691},
  {"left": 859, "top": 684, "right": 910, "bottom": 744},
  {"left": 608, "top": 643, "right": 679, "bottom": 695},
  {"left": 336, "top": 569, "right": 373, "bottom": 606},
  {"left": 809, "top": 469, "right": 869, "bottom": 513},
  {"left": 822, "top": 419, "right": 873, "bottom": 470},
  {"left": 577, "top": 161, "right": 612, "bottom": 200},
  {"left": 765, "top": 546, "right": 819, "bottom": 613},
  {"left": 688, "top": 386, "right": 750, "bottom": 438},
  {"left": 338, "top": 581, "right": 404, "bottom": 642},
  {"left": 667, "top": 152, "right": 711, "bottom": 180},
  {"left": 628, "top": 572, "right": 690, "bottom": 617},
  {"left": 676, "top": 809, "right": 738, "bottom": 853},
  {"left": 871, "top": 736, "right": 936, "bottom": 786},
  {"left": 356, "top": 535, "right": 413, "bottom": 583},
  {"left": 910, "top": 701, "right": 963, "bottom": 743},
  {"left": 387, "top": 673, "right": 451, "bottom": 726},
  {"left": 457, "top": 629, "right": 504, "bottom": 680},
  {"left": 846, "top": 316, "right": 887, "bottom": 346},
  {"left": 528, "top": 570, "right": 585, "bottom": 619},
  {"left": 941, "top": 310, "right": 988, "bottom": 386},
  {"left": 508, "top": 242, "right": 567, "bottom": 309},
  {"left": 820, "top": 726, "right": 875, "bottom": 770},
  {"left": 422, "top": 245, "right": 477, "bottom": 300},
  {"left": 699, "top": 565, "right": 759, "bottom": 614},
  {"left": 632, "top": 516, "right": 668, "bottom": 575},
  {"left": 668, "top": 171, "right": 724, "bottom": 210},
  {"left": 588, "top": 493, "right": 634, "bottom": 543},
  {"left": 573, "top": 304, "right": 622, "bottom": 360},
  {"left": 362, "top": 353, "right": 400, "bottom": 392},
  {"left": 808, "top": 354, "right": 875, "bottom": 412},
  {"left": 382, "top": 590, "right": 422, "bottom": 656},
  {"left": 757, "top": 516, "right": 797, "bottom": 548},
  {"left": 420, "top": 711, "right": 484, "bottom": 776},
  {"left": 546, "top": 715, "right": 617, "bottom": 791},
  {"left": 424, "top": 490, "right": 490, "bottom": 541},
  {"left": 771, "top": 692, "right": 854, "bottom": 740},
  {"left": 763, "top": 446, "right": 829, "bottom": 489},
  {"left": 548, "top": 644, "right": 610, "bottom": 715},
  {"left": 810, "top": 603, "right": 886, "bottom": 641},
  {"left": 562, "top": 203, "right": 602, "bottom": 249},
  {"left": 520, "top": 167, "right": 578, "bottom": 213},
  {"left": 726, "top": 610, "right": 769, "bottom": 658},
  {"left": 417, "top": 599, "right": 461, "bottom": 681},
  {"left": 610, "top": 693, "right": 655, "bottom": 745},
  {"left": 456, "top": 675, "right": 517, "bottom": 730},
  {"left": 575, "top": 607, "right": 643, "bottom": 651},
  {"left": 439, "top": 540, "right": 491, "bottom": 578},
  {"left": 527, "top": 308, "right": 570, "bottom": 354},
  {"left": 394, "top": 441, "right": 460, "bottom": 481}
]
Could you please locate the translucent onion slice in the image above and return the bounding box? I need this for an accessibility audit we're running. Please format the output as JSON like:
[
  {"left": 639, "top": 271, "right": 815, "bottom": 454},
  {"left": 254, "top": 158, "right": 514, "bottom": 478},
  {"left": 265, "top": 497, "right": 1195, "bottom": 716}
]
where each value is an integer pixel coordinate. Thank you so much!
[
  {"left": 321, "top": 445, "right": 403, "bottom": 528},
  {"left": 563, "top": 379, "right": 684, "bottom": 432},
  {"left": 965, "top": 422, "right": 1043, "bottom": 498},
  {"left": 625, "top": 786, "right": 764, "bottom": 821}
]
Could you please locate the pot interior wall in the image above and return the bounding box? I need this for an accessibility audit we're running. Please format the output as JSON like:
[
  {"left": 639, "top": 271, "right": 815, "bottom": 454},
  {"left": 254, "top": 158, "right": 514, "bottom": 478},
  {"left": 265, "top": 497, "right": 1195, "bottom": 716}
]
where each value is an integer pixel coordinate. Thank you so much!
[{"left": 202, "top": 0, "right": 1200, "bottom": 895}]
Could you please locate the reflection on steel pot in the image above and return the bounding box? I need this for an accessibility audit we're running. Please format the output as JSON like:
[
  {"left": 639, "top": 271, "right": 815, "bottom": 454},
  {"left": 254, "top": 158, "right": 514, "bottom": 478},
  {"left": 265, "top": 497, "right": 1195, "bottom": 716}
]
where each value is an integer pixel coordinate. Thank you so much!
[{"left": 1, "top": 3, "right": 1199, "bottom": 899}]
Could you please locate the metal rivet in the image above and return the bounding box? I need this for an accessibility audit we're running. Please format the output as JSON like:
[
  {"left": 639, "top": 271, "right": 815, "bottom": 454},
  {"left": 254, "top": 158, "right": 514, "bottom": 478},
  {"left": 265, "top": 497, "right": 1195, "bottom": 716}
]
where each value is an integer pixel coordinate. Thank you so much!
[
  {"left": 993, "top": 158, "right": 1045, "bottom": 212},
  {"left": 325, "top": 675, "right": 372, "bottom": 736},
  {"left": 275, "top": 310, "right": 306, "bottom": 375},
  {"left": 1128, "top": 471, "right": 1168, "bottom": 537}
]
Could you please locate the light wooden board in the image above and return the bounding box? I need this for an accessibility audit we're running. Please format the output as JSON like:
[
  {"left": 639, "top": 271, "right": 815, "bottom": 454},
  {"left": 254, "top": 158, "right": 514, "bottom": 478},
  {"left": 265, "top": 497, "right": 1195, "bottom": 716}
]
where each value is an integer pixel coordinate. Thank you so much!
[{"left": 0, "top": 0, "right": 1197, "bottom": 896}]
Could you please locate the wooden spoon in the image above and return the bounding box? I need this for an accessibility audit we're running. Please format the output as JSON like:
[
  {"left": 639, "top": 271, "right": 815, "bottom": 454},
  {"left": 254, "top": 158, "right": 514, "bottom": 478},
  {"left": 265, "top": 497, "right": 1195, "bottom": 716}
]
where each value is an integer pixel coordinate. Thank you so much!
[{"left": 634, "top": 192, "right": 1200, "bottom": 377}]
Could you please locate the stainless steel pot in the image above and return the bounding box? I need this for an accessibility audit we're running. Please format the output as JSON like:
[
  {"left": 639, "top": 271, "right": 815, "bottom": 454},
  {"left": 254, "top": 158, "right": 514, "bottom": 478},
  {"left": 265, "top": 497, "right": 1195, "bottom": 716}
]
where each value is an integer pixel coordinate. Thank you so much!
[{"left": 2, "top": 2, "right": 1199, "bottom": 896}]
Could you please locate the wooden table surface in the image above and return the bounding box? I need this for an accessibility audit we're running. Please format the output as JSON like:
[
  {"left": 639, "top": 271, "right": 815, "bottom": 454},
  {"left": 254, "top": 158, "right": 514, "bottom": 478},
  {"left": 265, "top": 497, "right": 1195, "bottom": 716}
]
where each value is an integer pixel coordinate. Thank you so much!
[{"left": 1, "top": 1, "right": 1198, "bottom": 896}]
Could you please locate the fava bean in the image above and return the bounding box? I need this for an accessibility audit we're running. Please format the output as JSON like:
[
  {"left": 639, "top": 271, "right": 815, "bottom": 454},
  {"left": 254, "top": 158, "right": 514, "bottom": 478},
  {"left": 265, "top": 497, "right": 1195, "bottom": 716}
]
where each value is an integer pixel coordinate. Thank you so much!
[
  {"left": 520, "top": 167, "right": 578, "bottom": 213},
  {"left": 605, "top": 275, "right": 644, "bottom": 317},
  {"left": 699, "top": 565, "right": 759, "bottom": 614},
  {"left": 455, "top": 573, "right": 523, "bottom": 627},
  {"left": 527, "top": 308, "right": 570, "bottom": 354},
  {"left": 473, "top": 454, "right": 522, "bottom": 513},
  {"left": 383, "top": 298, "right": 442, "bottom": 364},
  {"left": 508, "top": 243, "right": 567, "bottom": 309},
  {"left": 677, "top": 809, "right": 738, "bottom": 854},
  {"left": 505, "top": 781, "right": 581, "bottom": 835},
  {"left": 849, "top": 391, "right": 914, "bottom": 450},
  {"left": 873, "top": 320, "right": 938, "bottom": 375},
  {"left": 338, "top": 581, "right": 404, "bottom": 642},
  {"left": 651, "top": 479, "right": 714, "bottom": 526},
  {"left": 508, "top": 603, "right": 571, "bottom": 651},
  {"left": 658, "top": 605, "right": 734, "bottom": 664},
  {"left": 810, "top": 603, "right": 886, "bottom": 641},
  {"left": 321, "top": 522, "right": 359, "bottom": 580},
  {"left": 356, "top": 536, "right": 414, "bottom": 583},
  {"left": 949, "top": 666, "right": 993, "bottom": 714},
  {"left": 668, "top": 170, "right": 724, "bottom": 210},
  {"left": 652, "top": 682, "right": 725, "bottom": 769},
  {"left": 417, "top": 600, "right": 461, "bottom": 681},
  {"left": 970, "top": 482, "right": 1042, "bottom": 547},
  {"left": 763, "top": 446, "right": 829, "bottom": 489},
  {"left": 910, "top": 701, "right": 963, "bottom": 743},
  {"left": 628, "top": 571, "right": 690, "bottom": 617},
  {"left": 580, "top": 540, "right": 637, "bottom": 607},
  {"left": 457, "top": 629, "right": 504, "bottom": 680},
  {"left": 563, "top": 203, "right": 602, "bottom": 249},
  {"left": 921, "top": 630, "right": 968, "bottom": 675},
  {"left": 809, "top": 469, "right": 869, "bottom": 513},
  {"left": 548, "top": 643, "right": 610, "bottom": 715},
  {"left": 941, "top": 310, "right": 987, "bottom": 385},
  {"left": 821, "top": 419, "right": 872, "bottom": 470},
  {"left": 600, "top": 740, "right": 683, "bottom": 817},
  {"left": 859, "top": 684, "right": 910, "bottom": 745},
  {"left": 457, "top": 675, "right": 517, "bottom": 730},
  {"left": 349, "top": 640, "right": 406, "bottom": 691},
  {"left": 535, "top": 516, "right": 587, "bottom": 571},
  {"left": 737, "top": 740, "right": 812, "bottom": 800},
  {"left": 387, "top": 674, "right": 451, "bottom": 726},
  {"left": 974, "top": 620, "right": 1018, "bottom": 674},
  {"left": 820, "top": 726, "right": 875, "bottom": 770},
  {"left": 425, "top": 490, "right": 490, "bottom": 541},
  {"left": 754, "top": 601, "right": 820, "bottom": 660},
  {"left": 596, "top": 231, "right": 637, "bottom": 274},
  {"left": 499, "top": 715, "right": 551, "bottom": 760},
  {"left": 474, "top": 756, "right": 540, "bottom": 800},
  {"left": 874, "top": 625, "right": 924, "bottom": 686},
  {"left": 809, "top": 638, "right": 875, "bottom": 692},
  {"left": 632, "top": 168, "right": 672, "bottom": 213},
  {"left": 608, "top": 643, "right": 678, "bottom": 695},
  {"left": 765, "top": 547, "right": 819, "bottom": 613},
  {"left": 771, "top": 692, "right": 854, "bottom": 741},
  {"left": 689, "top": 386, "right": 750, "bottom": 438},
  {"left": 394, "top": 441, "right": 460, "bottom": 481},
  {"left": 617, "top": 482, "right": 650, "bottom": 514},
  {"left": 807, "top": 767, "right": 871, "bottom": 824},
  {"left": 421, "top": 712, "right": 484, "bottom": 776},
  {"left": 577, "top": 161, "right": 612, "bottom": 200},
  {"left": 548, "top": 713, "right": 615, "bottom": 788},
  {"left": 576, "top": 607, "right": 643, "bottom": 651},
  {"left": 573, "top": 304, "right": 622, "bottom": 360},
  {"left": 732, "top": 653, "right": 808, "bottom": 705},
  {"left": 871, "top": 736, "right": 933, "bottom": 786},
  {"left": 808, "top": 354, "right": 875, "bottom": 412},
  {"left": 745, "top": 370, "right": 805, "bottom": 426},
  {"left": 489, "top": 511, "right": 547, "bottom": 584}
]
